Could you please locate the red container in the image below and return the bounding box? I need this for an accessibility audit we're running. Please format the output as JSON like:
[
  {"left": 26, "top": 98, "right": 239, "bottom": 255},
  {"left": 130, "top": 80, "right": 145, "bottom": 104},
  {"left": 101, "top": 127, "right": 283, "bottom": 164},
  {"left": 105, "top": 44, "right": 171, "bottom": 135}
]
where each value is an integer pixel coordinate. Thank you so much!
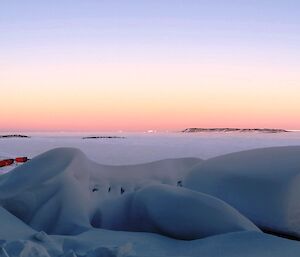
[
  {"left": 15, "top": 157, "right": 28, "bottom": 163},
  {"left": 0, "top": 160, "right": 5, "bottom": 167},
  {"left": 0, "top": 159, "right": 14, "bottom": 167}
]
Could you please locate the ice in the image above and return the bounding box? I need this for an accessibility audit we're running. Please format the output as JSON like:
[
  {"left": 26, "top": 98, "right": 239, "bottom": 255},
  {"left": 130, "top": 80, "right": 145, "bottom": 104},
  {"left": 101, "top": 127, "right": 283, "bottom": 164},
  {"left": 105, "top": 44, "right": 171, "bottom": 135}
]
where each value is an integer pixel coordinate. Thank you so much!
[{"left": 1, "top": 131, "right": 300, "bottom": 166}]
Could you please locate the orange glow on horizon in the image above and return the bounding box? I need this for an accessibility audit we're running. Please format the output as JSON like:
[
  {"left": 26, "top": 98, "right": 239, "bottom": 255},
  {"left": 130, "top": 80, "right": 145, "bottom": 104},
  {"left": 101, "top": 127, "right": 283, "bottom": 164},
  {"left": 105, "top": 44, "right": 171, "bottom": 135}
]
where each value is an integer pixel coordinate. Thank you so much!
[
  {"left": 2, "top": 1, "right": 300, "bottom": 132},
  {"left": 1, "top": 61, "right": 300, "bottom": 132}
]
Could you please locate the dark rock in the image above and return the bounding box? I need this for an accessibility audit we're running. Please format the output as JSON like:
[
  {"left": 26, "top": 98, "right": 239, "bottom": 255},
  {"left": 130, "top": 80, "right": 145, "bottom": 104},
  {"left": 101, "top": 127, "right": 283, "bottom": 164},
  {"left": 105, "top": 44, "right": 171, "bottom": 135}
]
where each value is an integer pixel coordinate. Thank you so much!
[{"left": 181, "top": 128, "right": 289, "bottom": 133}]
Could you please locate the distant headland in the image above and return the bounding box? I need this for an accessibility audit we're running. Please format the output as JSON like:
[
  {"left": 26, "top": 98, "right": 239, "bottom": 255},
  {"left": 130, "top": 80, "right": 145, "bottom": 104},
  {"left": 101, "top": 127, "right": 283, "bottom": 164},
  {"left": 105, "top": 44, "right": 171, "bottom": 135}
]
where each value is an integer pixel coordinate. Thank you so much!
[
  {"left": 181, "top": 128, "right": 289, "bottom": 133},
  {"left": 82, "top": 136, "right": 126, "bottom": 139},
  {"left": 0, "top": 134, "right": 30, "bottom": 138}
]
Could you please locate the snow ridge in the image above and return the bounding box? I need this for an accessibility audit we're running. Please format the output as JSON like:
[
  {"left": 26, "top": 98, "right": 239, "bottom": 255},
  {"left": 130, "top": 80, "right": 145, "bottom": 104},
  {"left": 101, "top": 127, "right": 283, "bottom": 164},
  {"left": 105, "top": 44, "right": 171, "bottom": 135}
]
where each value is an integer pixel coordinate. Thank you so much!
[{"left": 1, "top": 147, "right": 300, "bottom": 256}]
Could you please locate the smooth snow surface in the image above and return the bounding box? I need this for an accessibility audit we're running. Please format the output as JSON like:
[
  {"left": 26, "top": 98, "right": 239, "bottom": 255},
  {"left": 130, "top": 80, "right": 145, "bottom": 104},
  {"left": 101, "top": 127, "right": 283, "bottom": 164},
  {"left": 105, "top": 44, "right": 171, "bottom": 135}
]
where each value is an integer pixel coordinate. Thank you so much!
[
  {"left": 185, "top": 146, "right": 300, "bottom": 238},
  {"left": 0, "top": 148, "right": 256, "bottom": 238},
  {"left": 1, "top": 131, "right": 300, "bottom": 166}
]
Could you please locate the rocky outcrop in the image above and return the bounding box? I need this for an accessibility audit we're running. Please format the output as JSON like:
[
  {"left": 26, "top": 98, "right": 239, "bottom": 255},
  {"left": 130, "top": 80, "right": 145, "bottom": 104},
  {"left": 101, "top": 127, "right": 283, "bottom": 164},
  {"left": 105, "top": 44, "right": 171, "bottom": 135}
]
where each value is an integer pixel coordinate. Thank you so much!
[{"left": 182, "top": 128, "right": 289, "bottom": 133}]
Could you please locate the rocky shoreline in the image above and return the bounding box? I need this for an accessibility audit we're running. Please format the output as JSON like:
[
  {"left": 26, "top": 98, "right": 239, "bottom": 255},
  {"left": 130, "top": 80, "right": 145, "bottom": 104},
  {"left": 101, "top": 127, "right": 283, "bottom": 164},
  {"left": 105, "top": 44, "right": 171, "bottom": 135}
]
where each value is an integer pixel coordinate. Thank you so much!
[
  {"left": 82, "top": 136, "right": 126, "bottom": 139},
  {"left": 0, "top": 134, "right": 30, "bottom": 138},
  {"left": 182, "top": 128, "right": 289, "bottom": 133}
]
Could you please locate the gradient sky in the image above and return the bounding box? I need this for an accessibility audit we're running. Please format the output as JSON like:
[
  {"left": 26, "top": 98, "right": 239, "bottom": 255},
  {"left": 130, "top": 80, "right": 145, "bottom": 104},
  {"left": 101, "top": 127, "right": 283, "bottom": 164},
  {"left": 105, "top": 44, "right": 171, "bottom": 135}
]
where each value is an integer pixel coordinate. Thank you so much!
[{"left": 1, "top": 0, "right": 300, "bottom": 131}]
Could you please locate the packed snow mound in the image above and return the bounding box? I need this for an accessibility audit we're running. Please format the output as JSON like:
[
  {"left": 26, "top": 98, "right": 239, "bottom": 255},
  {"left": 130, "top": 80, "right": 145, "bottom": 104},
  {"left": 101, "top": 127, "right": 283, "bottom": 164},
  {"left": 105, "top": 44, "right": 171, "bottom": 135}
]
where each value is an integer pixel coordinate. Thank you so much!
[
  {"left": 0, "top": 147, "right": 258, "bottom": 240},
  {"left": 115, "top": 184, "right": 259, "bottom": 239},
  {"left": 0, "top": 148, "right": 92, "bottom": 235},
  {"left": 88, "top": 156, "right": 201, "bottom": 197},
  {"left": 1, "top": 147, "right": 300, "bottom": 256},
  {"left": 185, "top": 146, "right": 300, "bottom": 238}
]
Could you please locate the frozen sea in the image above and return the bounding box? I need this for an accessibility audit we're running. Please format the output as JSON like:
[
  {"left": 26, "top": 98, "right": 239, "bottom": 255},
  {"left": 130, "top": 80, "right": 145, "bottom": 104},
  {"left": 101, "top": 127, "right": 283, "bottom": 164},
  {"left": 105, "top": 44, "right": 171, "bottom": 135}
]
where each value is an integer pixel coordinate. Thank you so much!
[{"left": 1, "top": 131, "right": 300, "bottom": 165}]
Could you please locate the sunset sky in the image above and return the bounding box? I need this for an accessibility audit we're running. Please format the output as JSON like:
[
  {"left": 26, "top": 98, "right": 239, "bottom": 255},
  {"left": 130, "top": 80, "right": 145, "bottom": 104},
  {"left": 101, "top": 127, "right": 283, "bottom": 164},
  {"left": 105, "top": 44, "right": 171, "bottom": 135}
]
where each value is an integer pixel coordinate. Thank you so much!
[{"left": 1, "top": 0, "right": 300, "bottom": 131}]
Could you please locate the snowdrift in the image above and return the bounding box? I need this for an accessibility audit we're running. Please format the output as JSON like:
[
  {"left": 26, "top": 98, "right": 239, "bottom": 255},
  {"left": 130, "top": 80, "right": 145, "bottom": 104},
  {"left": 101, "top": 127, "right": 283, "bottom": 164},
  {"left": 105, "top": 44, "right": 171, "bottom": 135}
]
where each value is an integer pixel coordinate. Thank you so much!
[
  {"left": 0, "top": 148, "right": 256, "bottom": 238},
  {"left": 1, "top": 147, "right": 300, "bottom": 256},
  {"left": 185, "top": 146, "right": 300, "bottom": 238}
]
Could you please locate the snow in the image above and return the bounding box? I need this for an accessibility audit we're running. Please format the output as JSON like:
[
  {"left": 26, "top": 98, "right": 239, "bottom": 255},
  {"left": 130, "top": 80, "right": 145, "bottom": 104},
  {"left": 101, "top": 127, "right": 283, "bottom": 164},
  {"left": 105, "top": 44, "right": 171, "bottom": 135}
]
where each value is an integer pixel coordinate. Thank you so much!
[
  {"left": 185, "top": 146, "right": 300, "bottom": 238},
  {"left": 0, "top": 207, "right": 34, "bottom": 240},
  {"left": 59, "top": 230, "right": 300, "bottom": 257},
  {"left": 0, "top": 148, "right": 256, "bottom": 238},
  {"left": 1, "top": 132, "right": 300, "bottom": 256},
  {"left": 1, "top": 131, "right": 300, "bottom": 166}
]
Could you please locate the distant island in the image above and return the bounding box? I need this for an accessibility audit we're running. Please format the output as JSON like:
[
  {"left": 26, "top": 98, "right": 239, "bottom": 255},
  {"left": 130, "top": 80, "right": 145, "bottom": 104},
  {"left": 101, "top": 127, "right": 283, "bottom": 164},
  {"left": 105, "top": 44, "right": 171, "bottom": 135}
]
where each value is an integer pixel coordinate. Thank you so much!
[
  {"left": 182, "top": 128, "right": 289, "bottom": 133},
  {"left": 82, "top": 136, "right": 126, "bottom": 139},
  {"left": 0, "top": 134, "right": 30, "bottom": 138}
]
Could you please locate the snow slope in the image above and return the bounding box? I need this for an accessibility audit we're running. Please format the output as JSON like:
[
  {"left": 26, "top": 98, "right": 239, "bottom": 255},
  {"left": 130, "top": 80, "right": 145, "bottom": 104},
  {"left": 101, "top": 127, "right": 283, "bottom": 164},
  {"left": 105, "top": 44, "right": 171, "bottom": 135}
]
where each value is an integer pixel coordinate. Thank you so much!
[
  {"left": 185, "top": 146, "right": 300, "bottom": 238},
  {"left": 1, "top": 146, "right": 300, "bottom": 256},
  {"left": 0, "top": 148, "right": 256, "bottom": 238}
]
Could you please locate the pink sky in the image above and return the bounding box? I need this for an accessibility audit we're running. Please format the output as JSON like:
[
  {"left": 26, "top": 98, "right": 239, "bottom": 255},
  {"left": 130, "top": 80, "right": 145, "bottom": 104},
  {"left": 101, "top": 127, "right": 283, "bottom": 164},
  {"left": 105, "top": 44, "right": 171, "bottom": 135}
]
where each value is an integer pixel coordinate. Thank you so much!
[
  {"left": 1, "top": 1, "right": 299, "bottom": 132},
  {"left": 1, "top": 61, "right": 299, "bottom": 132}
]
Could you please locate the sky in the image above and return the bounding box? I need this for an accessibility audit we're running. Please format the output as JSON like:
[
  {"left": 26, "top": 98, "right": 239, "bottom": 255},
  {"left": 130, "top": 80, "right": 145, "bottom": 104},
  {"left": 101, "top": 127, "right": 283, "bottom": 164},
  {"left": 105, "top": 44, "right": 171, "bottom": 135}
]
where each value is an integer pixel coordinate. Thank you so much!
[{"left": 1, "top": 0, "right": 300, "bottom": 132}]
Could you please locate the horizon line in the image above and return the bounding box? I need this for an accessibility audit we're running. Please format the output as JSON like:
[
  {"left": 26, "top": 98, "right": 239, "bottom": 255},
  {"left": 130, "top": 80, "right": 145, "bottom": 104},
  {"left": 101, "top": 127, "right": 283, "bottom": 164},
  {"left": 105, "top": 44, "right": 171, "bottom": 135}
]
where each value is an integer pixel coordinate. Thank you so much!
[{"left": 1, "top": 127, "right": 300, "bottom": 134}]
